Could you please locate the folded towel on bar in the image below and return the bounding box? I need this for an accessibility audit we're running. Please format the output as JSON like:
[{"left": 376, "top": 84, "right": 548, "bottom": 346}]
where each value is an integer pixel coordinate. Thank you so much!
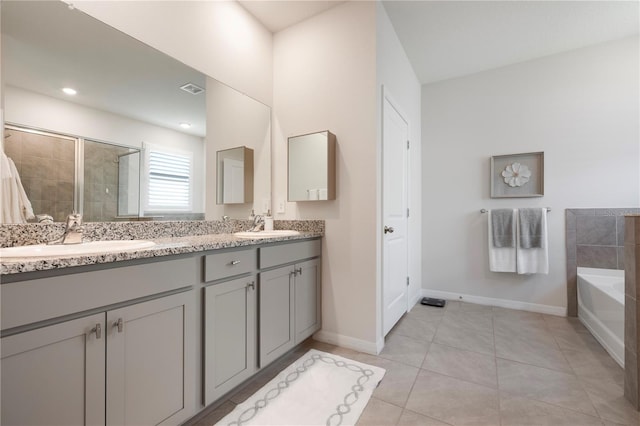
[
  {"left": 491, "top": 209, "right": 515, "bottom": 247},
  {"left": 488, "top": 209, "right": 517, "bottom": 272},
  {"left": 519, "top": 208, "right": 543, "bottom": 248},
  {"left": 516, "top": 207, "right": 549, "bottom": 275}
]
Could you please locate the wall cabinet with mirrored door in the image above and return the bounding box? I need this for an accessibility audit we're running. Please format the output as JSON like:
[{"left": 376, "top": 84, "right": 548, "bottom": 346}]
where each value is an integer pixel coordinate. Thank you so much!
[{"left": 288, "top": 131, "right": 336, "bottom": 201}]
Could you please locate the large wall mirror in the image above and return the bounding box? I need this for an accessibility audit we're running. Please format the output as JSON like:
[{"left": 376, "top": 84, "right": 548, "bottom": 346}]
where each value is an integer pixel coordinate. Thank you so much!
[{"left": 1, "top": 0, "right": 271, "bottom": 223}]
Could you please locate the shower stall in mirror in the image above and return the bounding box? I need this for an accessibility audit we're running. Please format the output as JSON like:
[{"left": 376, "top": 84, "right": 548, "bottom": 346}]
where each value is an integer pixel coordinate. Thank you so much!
[{"left": 3, "top": 125, "right": 141, "bottom": 223}]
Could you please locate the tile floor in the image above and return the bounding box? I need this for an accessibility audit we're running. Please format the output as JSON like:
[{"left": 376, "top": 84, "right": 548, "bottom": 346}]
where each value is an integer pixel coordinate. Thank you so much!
[{"left": 190, "top": 301, "right": 638, "bottom": 426}]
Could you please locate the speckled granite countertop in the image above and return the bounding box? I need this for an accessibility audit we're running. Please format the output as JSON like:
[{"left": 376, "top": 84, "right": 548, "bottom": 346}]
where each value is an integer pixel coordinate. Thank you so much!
[{"left": 0, "top": 220, "right": 324, "bottom": 276}]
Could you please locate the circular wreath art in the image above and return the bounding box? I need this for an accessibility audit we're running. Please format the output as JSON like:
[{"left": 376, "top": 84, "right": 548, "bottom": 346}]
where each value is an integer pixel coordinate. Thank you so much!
[{"left": 501, "top": 162, "right": 531, "bottom": 187}]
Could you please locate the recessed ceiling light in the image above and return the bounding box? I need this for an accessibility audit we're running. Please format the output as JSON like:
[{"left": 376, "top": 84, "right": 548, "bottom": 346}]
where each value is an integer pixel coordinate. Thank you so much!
[
  {"left": 179, "top": 122, "right": 192, "bottom": 129},
  {"left": 62, "top": 87, "right": 77, "bottom": 95}
]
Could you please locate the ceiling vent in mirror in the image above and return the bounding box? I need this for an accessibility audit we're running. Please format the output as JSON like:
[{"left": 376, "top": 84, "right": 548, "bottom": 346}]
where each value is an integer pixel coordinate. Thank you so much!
[{"left": 180, "top": 83, "right": 205, "bottom": 95}]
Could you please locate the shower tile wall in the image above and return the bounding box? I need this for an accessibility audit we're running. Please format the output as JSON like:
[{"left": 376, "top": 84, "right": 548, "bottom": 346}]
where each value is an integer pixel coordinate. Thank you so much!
[
  {"left": 84, "top": 141, "right": 130, "bottom": 222},
  {"left": 4, "top": 129, "right": 74, "bottom": 222},
  {"left": 566, "top": 208, "right": 640, "bottom": 317}
]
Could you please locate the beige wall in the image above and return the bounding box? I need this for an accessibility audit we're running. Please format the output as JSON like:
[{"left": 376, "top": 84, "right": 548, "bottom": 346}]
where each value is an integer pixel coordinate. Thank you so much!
[
  {"left": 273, "top": 1, "right": 379, "bottom": 351},
  {"left": 73, "top": 1, "right": 273, "bottom": 106}
]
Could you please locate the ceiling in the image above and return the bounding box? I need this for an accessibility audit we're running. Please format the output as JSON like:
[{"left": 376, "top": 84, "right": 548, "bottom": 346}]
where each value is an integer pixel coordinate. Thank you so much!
[
  {"left": 238, "top": 0, "right": 345, "bottom": 33},
  {"left": 383, "top": 0, "right": 640, "bottom": 84},
  {"left": 239, "top": 0, "right": 639, "bottom": 85}
]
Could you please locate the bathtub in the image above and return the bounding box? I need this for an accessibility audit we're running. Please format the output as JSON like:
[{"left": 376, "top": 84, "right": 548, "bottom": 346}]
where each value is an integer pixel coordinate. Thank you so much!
[{"left": 577, "top": 267, "right": 624, "bottom": 367}]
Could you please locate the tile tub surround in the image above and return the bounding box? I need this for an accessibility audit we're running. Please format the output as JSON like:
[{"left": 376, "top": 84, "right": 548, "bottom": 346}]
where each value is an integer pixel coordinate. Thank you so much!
[
  {"left": 566, "top": 208, "right": 640, "bottom": 317},
  {"left": 0, "top": 220, "right": 325, "bottom": 275},
  {"left": 186, "top": 301, "right": 636, "bottom": 426},
  {"left": 624, "top": 215, "right": 640, "bottom": 410}
]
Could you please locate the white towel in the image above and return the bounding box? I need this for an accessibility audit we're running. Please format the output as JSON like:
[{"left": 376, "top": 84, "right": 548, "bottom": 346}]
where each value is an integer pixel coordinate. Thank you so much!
[
  {"left": 1, "top": 151, "right": 35, "bottom": 224},
  {"left": 488, "top": 209, "right": 517, "bottom": 272},
  {"left": 516, "top": 207, "right": 549, "bottom": 274}
]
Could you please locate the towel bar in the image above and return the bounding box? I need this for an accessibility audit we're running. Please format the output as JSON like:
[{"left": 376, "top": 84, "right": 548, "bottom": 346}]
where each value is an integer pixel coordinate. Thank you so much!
[{"left": 480, "top": 208, "right": 551, "bottom": 213}]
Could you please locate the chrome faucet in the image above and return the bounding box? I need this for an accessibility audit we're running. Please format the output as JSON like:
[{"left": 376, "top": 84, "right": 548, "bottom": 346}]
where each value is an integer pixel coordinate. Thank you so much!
[
  {"left": 49, "top": 213, "right": 85, "bottom": 245},
  {"left": 250, "top": 215, "right": 264, "bottom": 232}
]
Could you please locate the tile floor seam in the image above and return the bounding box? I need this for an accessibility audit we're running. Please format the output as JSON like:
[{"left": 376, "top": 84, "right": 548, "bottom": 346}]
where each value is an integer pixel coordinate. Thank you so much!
[
  {"left": 418, "top": 364, "right": 499, "bottom": 390},
  {"left": 554, "top": 333, "right": 609, "bottom": 422},
  {"left": 401, "top": 350, "right": 425, "bottom": 412},
  {"left": 427, "top": 340, "right": 497, "bottom": 358},
  {"left": 491, "top": 308, "right": 505, "bottom": 426},
  {"left": 496, "top": 357, "right": 608, "bottom": 421},
  {"left": 577, "top": 377, "right": 634, "bottom": 424},
  {"left": 397, "top": 408, "right": 456, "bottom": 426},
  {"left": 497, "top": 391, "right": 607, "bottom": 424}
]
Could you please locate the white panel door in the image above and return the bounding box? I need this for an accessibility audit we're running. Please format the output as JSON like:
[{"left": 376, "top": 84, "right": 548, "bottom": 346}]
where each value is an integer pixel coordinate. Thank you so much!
[
  {"left": 1, "top": 314, "right": 106, "bottom": 426},
  {"left": 382, "top": 92, "right": 409, "bottom": 336}
]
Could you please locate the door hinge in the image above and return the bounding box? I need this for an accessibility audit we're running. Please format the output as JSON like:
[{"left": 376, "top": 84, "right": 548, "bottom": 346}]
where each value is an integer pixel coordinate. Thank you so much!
[
  {"left": 407, "top": 140, "right": 410, "bottom": 149},
  {"left": 406, "top": 277, "right": 410, "bottom": 286},
  {"left": 407, "top": 208, "right": 410, "bottom": 218}
]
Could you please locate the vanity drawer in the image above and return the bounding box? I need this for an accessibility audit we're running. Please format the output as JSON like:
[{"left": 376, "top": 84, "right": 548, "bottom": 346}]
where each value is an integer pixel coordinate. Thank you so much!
[
  {"left": 259, "top": 239, "right": 321, "bottom": 269},
  {"left": 204, "top": 248, "right": 257, "bottom": 282}
]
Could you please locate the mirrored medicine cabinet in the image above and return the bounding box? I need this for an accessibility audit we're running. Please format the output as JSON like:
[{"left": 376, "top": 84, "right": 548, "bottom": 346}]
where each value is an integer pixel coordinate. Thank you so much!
[
  {"left": 216, "top": 147, "right": 254, "bottom": 205},
  {"left": 288, "top": 131, "right": 336, "bottom": 202}
]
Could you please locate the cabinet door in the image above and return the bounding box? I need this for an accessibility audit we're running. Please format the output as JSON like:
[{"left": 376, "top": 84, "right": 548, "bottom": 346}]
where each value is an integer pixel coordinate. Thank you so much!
[
  {"left": 259, "top": 265, "right": 295, "bottom": 367},
  {"left": 203, "top": 276, "right": 257, "bottom": 405},
  {"left": 106, "top": 291, "right": 194, "bottom": 426},
  {"left": 1, "top": 314, "right": 106, "bottom": 426},
  {"left": 294, "top": 258, "right": 322, "bottom": 344}
]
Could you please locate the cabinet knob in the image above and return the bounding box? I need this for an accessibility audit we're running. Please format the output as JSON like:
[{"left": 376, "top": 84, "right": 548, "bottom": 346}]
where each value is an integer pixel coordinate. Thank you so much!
[
  {"left": 90, "top": 323, "right": 102, "bottom": 339},
  {"left": 246, "top": 281, "right": 255, "bottom": 290},
  {"left": 113, "top": 318, "right": 124, "bottom": 333},
  {"left": 384, "top": 226, "right": 394, "bottom": 234},
  {"left": 229, "top": 260, "right": 241, "bottom": 266},
  {"left": 295, "top": 267, "right": 303, "bottom": 276}
]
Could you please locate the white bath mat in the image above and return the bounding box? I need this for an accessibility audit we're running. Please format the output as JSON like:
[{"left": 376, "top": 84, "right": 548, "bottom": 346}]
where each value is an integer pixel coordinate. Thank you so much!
[{"left": 216, "top": 349, "right": 386, "bottom": 426}]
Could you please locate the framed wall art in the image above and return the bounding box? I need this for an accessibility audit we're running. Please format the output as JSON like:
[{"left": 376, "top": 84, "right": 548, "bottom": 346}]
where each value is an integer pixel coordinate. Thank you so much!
[{"left": 490, "top": 151, "right": 544, "bottom": 198}]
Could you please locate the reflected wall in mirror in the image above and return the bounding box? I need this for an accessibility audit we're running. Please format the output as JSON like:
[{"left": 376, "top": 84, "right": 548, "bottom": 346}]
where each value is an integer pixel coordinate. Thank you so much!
[
  {"left": 206, "top": 79, "right": 271, "bottom": 219},
  {"left": 288, "top": 131, "right": 336, "bottom": 201},
  {"left": 216, "top": 147, "right": 254, "bottom": 205},
  {"left": 1, "top": 0, "right": 271, "bottom": 222}
]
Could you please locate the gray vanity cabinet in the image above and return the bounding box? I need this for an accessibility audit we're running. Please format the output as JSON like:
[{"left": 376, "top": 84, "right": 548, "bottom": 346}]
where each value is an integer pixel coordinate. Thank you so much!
[
  {"left": 1, "top": 291, "right": 194, "bottom": 426},
  {"left": 1, "top": 256, "right": 198, "bottom": 426},
  {"left": 106, "top": 291, "right": 194, "bottom": 426},
  {"left": 294, "top": 258, "right": 321, "bottom": 344},
  {"left": 259, "top": 265, "right": 296, "bottom": 367},
  {"left": 1, "top": 314, "right": 106, "bottom": 426},
  {"left": 203, "top": 275, "right": 257, "bottom": 405},
  {"left": 259, "top": 240, "right": 322, "bottom": 367}
]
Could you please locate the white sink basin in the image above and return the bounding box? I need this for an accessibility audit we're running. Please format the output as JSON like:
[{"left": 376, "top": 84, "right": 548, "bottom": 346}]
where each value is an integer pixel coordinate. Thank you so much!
[
  {"left": 234, "top": 230, "right": 301, "bottom": 239},
  {"left": 0, "top": 240, "right": 156, "bottom": 260}
]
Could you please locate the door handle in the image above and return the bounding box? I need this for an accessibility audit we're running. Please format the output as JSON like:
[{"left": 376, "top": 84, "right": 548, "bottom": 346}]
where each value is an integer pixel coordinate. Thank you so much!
[
  {"left": 113, "top": 318, "right": 123, "bottom": 333},
  {"left": 90, "top": 323, "right": 102, "bottom": 339},
  {"left": 384, "top": 226, "right": 394, "bottom": 234},
  {"left": 246, "top": 281, "right": 255, "bottom": 290}
]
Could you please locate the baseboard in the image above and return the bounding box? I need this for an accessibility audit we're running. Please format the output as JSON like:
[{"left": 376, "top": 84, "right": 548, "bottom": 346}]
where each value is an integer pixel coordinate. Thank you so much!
[
  {"left": 410, "top": 292, "right": 422, "bottom": 310},
  {"left": 313, "top": 330, "right": 380, "bottom": 355},
  {"left": 421, "top": 289, "right": 567, "bottom": 317}
]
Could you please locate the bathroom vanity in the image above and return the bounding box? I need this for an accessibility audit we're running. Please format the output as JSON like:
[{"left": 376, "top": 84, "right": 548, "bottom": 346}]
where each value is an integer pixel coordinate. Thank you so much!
[{"left": 0, "top": 232, "right": 322, "bottom": 426}]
